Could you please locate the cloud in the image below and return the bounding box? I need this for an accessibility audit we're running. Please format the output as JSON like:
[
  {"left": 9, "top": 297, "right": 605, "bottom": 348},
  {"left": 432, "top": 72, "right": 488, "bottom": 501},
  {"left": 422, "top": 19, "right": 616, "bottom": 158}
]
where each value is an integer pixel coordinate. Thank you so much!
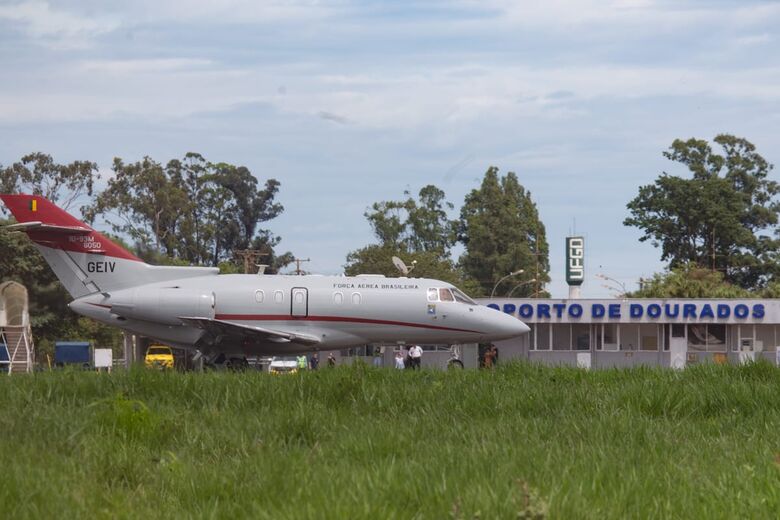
[
  {"left": 475, "top": 0, "right": 780, "bottom": 29},
  {"left": 317, "top": 111, "right": 351, "bottom": 125},
  {"left": 2, "top": 57, "right": 780, "bottom": 128},
  {"left": 733, "top": 33, "right": 772, "bottom": 47},
  {"left": 79, "top": 58, "right": 214, "bottom": 74},
  {"left": 0, "top": 1, "right": 118, "bottom": 49},
  {"left": 98, "top": 0, "right": 341, "bottom": 27}
]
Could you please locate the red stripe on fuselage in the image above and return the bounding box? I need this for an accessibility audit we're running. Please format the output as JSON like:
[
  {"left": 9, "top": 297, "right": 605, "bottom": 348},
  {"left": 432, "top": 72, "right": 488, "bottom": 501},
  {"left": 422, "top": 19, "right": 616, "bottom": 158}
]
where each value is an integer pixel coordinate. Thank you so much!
[{"left": 214, "top": 314, "right": 482, "bottom": 334}]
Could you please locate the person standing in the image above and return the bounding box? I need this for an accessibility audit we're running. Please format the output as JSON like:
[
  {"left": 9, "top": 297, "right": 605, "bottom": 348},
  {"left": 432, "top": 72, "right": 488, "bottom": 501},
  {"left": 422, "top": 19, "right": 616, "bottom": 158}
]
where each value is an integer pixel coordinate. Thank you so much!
[
  {"left": 483, "top": 347, "right": 495, "bottom": 369},
  {"left": 296, "top": 355, "right": 307, "bottom": 371},
  {"left": 394, "top": 351, "right": 405, "bottom": 370},
  {"left": 372, "top": 346, "right": 383, "bottom": 367},
  {"left": 409, "top": 344, "right": 423, "bottom": 370},
  {"left": 327, "top": 352, "right": 336, "bottom": 367},
  {"left": 309, "top": 352, "right": 319, "bottom": 370}
]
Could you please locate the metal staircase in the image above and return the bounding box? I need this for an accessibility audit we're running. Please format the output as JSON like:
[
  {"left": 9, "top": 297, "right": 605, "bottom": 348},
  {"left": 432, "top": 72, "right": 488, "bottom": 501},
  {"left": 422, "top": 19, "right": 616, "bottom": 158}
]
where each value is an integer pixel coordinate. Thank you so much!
[
  {"left": 0, "top": 281, "right": 34, "bottom": 374},
  {"left": 1, "top": 325, "right": 34, "bottom": 373}
]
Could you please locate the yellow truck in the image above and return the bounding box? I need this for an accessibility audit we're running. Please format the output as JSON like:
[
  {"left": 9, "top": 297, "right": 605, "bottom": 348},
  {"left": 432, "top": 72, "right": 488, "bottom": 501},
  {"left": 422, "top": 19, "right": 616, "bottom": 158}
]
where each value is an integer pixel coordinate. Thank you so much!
[{"left": 144, "top": 345, "right": 174, "bottom": 370}]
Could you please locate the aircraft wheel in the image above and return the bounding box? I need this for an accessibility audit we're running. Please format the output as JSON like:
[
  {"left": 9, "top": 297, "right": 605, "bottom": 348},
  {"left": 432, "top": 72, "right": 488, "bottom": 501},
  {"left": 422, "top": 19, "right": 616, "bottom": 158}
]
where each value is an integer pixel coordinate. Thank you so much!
[
  {"left": 228, "top": 358, "right": 248, "bottom": 371},
  {"left": 447, "top": 359, "right": 464, "bottom": 369}
]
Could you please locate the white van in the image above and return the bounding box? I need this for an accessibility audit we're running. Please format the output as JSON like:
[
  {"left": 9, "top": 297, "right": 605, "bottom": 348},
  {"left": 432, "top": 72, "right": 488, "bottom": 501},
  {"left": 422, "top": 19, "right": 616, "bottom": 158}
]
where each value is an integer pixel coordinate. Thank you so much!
[{"left": 269, "top": 356, "right": 298, "bottom": 374}]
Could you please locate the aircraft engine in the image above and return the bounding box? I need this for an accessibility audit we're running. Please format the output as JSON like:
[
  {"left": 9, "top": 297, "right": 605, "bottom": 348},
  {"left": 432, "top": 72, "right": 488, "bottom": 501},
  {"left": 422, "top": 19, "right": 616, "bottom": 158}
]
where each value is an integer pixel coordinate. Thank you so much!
[{"left": 109, "top": 287, "right": 216, "bottom": 325}]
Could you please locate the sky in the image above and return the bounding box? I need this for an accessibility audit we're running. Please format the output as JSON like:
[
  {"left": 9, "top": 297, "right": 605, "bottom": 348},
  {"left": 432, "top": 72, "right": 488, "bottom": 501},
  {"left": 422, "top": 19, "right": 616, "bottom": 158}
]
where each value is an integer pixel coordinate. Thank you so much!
[{"left": 1, "top": 0, "right": 779, "bottom": 297}]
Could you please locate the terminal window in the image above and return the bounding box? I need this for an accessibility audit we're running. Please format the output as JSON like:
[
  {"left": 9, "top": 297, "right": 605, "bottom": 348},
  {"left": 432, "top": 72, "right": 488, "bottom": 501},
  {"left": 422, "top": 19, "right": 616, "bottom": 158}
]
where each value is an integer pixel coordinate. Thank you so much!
[
  {"left": 552, "top": 324, "right": 571, "bottom": 351},
  {"left": 620, "top": 323, "right": 640, "bottom": 351},
  {"left": 755, "top": 325, "right": 777, "bottom": 352},
  {"left": 534, "top": 323, "right": 551, "bottom": 350},
  {"left": 687, "top": 324, "right": 726, "bottom": 352},
  {"left": 640, "top": 324, "right": 659, "bottom": 351},
  {"left": 572, "top": 323, "right": 589, "bottom": 351},
  {"left": 603, "top": 324, "right": 618, "bottom": 351}
]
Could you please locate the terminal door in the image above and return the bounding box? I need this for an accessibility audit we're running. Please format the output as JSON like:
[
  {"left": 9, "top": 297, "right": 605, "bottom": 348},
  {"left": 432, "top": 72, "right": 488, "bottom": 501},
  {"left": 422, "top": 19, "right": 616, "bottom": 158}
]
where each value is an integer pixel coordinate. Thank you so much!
[
  {"left": 291, "top": 288, "right": 308, "bottom": 317},
  {"left": 669, "top": 324, "right": 686, "bottom": 369}
]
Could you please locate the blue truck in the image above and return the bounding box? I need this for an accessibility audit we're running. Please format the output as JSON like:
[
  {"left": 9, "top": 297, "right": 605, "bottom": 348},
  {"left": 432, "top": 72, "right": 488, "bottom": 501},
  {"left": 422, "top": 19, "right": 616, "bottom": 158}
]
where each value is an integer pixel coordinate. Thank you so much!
[{"left": 54, "top": 341, "right": 91, "bottom": 368}]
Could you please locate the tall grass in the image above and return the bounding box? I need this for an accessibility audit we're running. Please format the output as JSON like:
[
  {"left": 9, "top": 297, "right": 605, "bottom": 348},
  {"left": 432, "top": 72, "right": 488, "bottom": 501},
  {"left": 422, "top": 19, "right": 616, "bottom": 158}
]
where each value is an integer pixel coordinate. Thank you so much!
[{"left": 1, "top": 362, "right": 780, "bottom": 519}]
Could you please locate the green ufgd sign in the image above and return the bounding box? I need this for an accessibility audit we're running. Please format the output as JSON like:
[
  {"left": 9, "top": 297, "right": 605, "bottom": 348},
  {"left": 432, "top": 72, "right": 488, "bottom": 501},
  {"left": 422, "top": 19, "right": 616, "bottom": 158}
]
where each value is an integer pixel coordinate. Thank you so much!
[{"left": 566, "top": 236, "right": 584, "bottom": 286}]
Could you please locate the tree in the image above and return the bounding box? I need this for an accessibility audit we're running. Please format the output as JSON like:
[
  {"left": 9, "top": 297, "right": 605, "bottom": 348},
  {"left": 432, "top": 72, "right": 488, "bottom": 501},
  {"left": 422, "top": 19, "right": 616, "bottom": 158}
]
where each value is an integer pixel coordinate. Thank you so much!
[
  {"left": 630, "top": 263, "right": 750, "bottom": 298},
  {"left": 344, "top": 244, "right": 481, "bottom": 294},
  {"left": 206, "top": 162, "right": 290, "bottom": 272},
  {"left": 624, "top": 135, "right": 780, "bottom": 289},
  {"left": 83, "top": 156, "right": 188, "bottom": 257},
  {"left": 345, "top": 186, "right": 475, "bottom": 290},
  {"left": 0, "top": 152, "right": 98, "bottom": 211},
  {"left": 458, "top": 167, "right": 550, "bottom": 297},
  {"left": 363, "top": 185, "right": 457, "bottom": 255},
  {"left": 84, "top": 154, "right": 292, "bottom": 270}
]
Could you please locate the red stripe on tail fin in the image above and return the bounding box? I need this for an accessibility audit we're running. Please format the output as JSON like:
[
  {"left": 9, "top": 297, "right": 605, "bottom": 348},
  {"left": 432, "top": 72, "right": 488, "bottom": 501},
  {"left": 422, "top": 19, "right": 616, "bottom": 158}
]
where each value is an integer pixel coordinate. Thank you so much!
[{"left": 0, "top": 194, "right": 140, "bottom": 261}]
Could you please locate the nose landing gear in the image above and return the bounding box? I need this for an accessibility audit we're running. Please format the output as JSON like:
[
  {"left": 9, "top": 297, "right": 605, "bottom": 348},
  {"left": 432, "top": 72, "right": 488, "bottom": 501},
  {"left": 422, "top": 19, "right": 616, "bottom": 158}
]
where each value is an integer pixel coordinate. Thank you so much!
[{"left": 447, "top": 345, "right": 464, "bottom": 369}]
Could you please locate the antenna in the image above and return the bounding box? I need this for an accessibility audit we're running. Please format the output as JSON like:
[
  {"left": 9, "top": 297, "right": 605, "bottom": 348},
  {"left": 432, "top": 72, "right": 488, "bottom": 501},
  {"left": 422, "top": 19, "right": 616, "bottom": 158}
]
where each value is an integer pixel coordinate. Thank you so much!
[{"left": 392, "top": 256, "right": 416, "bottom": 276}]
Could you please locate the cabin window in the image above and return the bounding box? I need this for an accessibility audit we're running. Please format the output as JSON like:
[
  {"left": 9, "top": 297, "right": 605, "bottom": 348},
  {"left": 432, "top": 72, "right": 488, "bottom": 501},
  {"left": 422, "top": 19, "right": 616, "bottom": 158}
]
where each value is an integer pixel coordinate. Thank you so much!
[
  {"left": 351, "top": 292, "right": 362, "bottom": 305},
  {"left": 333, "top": 292, "right": 344, "bottom": 305},
  {"left": 274, "top": 290, "right": 284, "bottom": 303},
  {"left": 439, "top": 288, "right": 454, "bottom": 302},
  {"left": 254, "top": 290, "right": 264, "bottom": 303},
  {"left": 427, "top": 288, "right": 438, "bottom": 302}
]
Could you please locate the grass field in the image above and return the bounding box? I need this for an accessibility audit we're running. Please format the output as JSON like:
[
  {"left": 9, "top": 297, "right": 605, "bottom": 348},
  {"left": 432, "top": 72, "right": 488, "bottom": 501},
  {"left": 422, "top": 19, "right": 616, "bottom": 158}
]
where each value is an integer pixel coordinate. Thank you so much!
[{"left": 2, "top": 362, "right": 780, "bottom": 519}]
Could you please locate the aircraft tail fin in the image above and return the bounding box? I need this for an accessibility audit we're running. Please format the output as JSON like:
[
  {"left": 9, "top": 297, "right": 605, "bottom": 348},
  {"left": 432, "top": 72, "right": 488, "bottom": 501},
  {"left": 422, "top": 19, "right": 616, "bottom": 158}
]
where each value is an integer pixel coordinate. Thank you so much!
[{"left": 1, "top": 194, "right": 218, "bottom": 298}]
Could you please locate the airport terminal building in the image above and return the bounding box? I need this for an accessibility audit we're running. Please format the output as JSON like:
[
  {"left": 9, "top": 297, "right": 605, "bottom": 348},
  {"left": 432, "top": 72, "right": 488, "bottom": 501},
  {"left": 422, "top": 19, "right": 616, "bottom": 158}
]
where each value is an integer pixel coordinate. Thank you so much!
[{"left": 480, "top": 298, "right": 780, "bottom": 368}]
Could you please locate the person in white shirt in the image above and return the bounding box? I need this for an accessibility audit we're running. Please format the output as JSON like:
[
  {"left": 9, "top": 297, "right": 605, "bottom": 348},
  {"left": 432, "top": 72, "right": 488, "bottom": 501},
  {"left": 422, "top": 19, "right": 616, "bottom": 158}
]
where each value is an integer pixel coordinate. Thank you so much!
[{"left": 409, "top": 344, "right": 423, "bottom": 370}]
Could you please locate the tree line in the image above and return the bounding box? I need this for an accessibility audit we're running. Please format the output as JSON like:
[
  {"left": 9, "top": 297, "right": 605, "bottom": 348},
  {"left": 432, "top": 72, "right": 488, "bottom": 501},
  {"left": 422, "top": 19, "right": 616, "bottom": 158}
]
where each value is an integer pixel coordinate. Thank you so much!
[{"left": 1, "top": 133, "right": 779, "bottom": 352}]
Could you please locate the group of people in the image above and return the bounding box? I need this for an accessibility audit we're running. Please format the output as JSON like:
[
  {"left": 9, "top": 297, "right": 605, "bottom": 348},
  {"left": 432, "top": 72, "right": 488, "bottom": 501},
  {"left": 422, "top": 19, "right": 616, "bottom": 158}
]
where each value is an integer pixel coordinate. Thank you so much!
[
  {"left": 394, "top": 344, "right": 423, "bottom": 370},
  {"left": 295, "top": 352, "right": 338, "bottom": 370},
  {"left": 292, "top": 344, "right": 498, "bottom": 370}
]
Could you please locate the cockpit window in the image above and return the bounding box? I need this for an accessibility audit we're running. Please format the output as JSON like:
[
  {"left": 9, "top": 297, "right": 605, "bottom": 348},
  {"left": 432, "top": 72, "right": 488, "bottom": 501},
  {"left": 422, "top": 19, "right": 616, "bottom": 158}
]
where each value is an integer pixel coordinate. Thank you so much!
[
  {"left": 451, "top": 288, "right": 477, "bottom": 305},
  {"left": 439, "top": 288, "right": 454, "bottom": 301},
  {"left": 428, "top": 286, "right": 476, "bottom": 304}
]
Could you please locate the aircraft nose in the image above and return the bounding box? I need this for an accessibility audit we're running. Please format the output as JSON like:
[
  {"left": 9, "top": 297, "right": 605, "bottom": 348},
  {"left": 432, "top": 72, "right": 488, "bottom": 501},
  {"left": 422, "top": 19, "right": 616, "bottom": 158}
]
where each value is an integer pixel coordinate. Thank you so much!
[
  {"left": 509, "top": 316, "right": 531, "bottom": 336},
  {"left": 484, "top": 308, "right": 530, "bottom": 340},
  {"left": 501, "top": 313, "right": 530, "bottom": 338}
]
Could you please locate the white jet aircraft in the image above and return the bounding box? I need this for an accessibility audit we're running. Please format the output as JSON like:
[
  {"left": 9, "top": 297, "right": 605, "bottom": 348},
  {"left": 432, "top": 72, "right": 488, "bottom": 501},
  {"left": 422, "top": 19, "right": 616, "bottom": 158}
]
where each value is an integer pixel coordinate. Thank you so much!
[{"left": 1, "top": 194, "right": 529, "bottom": 365}]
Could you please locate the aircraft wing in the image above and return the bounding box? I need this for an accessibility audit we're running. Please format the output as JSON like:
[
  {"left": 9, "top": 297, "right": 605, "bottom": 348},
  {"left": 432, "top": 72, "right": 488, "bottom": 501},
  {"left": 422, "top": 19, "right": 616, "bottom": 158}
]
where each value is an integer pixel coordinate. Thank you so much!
[{"left": 178, "top": 317, "right": 321, "bottom": 346}]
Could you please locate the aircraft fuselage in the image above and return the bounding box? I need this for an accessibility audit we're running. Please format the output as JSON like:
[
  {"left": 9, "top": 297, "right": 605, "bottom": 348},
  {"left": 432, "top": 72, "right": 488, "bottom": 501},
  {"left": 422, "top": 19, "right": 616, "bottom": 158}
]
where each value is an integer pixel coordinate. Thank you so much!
[{"left": 70, "top": 273, "right": 529, "bottom": 356}]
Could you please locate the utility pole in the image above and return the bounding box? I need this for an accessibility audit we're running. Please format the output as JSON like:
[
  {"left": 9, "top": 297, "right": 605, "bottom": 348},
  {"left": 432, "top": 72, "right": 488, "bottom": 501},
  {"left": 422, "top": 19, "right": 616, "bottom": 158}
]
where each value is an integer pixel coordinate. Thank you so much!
[
  {"left": 292, "top": 257, "right": 311, "bottom": 275},
  {"left": 233, "top": 249, "right": 269, "bottom": 274}
]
